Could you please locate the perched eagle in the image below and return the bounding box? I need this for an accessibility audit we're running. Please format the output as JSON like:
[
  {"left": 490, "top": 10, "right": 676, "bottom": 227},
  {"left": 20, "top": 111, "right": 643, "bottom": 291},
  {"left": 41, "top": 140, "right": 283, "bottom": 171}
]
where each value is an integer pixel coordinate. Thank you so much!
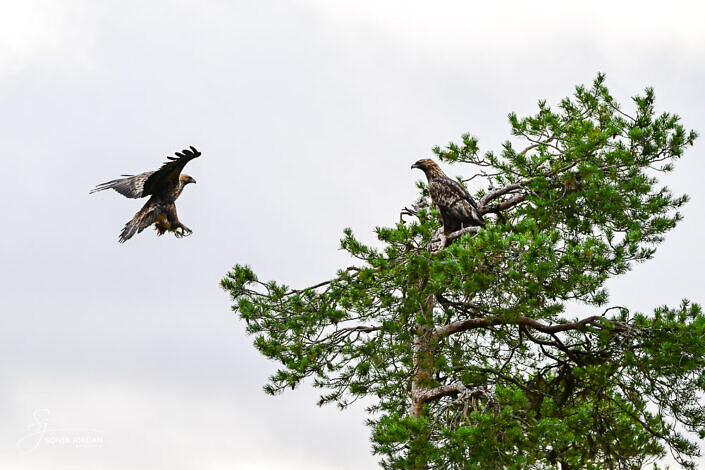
[
  {"left": 91, "top": 146, "right": 201, "bottom": 243},
  {"left": 411, "top": 159, "right": 484, "bottom": 242}
]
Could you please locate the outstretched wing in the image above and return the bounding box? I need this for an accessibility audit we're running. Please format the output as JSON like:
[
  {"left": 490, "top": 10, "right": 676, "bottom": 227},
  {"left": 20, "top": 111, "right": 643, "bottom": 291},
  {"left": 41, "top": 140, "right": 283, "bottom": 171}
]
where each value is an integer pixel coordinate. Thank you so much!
[
  {"left": 429, "top": 177, "right": 484, "bottom": 227},
  {"left": 142, "top": 146, "right": 201, "bottom": 196},
  {"left": 90, "top": 172, "right": 154, "bottom": 198}
]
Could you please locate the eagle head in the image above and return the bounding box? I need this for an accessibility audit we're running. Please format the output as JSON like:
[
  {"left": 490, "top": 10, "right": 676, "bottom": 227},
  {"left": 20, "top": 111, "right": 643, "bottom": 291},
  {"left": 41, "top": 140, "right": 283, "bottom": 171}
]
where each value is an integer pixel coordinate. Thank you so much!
[
  {"left": 180, "top": 174, "right": 197, "bottom": 185},
  {"left": 411, "top": 159, "right": 445, "bottom": 180}
]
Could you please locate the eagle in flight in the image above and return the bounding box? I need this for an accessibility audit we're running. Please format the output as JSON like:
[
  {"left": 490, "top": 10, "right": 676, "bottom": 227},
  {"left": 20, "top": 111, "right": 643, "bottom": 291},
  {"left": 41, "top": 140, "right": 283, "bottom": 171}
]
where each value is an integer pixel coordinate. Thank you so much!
[
  {"left": 91, "top": 146, "right": 201, "bottom": 243},
  {"left": 411, "top": 159, "right": 484, "bottom": 244}
]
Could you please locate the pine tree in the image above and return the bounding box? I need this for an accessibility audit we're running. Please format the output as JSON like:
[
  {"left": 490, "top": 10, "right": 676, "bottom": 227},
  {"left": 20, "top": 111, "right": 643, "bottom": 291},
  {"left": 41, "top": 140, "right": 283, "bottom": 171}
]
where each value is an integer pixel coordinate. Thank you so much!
[{"left": 222, "top": 75, "right": 705, "bottom": 469}]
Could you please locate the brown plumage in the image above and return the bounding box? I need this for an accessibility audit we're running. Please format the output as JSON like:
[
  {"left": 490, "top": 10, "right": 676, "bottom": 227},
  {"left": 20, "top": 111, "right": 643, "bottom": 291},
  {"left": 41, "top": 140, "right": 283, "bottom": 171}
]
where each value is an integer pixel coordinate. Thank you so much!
[
  {"left": 90, "top": 146, "right": 201, "bottom": 243},
  {"left": 411, "top": 159, "right": 484, "bottom": 240}
]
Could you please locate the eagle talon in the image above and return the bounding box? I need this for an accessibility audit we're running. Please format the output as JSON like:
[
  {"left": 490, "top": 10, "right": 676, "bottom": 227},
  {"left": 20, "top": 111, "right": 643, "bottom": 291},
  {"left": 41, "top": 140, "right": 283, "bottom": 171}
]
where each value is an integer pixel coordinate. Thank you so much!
[{"left": 174, "top": 226, "right": 192, "bottom": 238}]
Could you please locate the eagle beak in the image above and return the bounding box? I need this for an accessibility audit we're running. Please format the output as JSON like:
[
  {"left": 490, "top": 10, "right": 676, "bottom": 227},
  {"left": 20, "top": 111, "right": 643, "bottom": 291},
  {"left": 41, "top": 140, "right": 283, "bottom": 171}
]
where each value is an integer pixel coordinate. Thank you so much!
[
  {"left": 411, "top": 162, "right": 420, "bottom": 170},
  {"left": 191, "top": 178, "right": 197, "bottom": 184}
]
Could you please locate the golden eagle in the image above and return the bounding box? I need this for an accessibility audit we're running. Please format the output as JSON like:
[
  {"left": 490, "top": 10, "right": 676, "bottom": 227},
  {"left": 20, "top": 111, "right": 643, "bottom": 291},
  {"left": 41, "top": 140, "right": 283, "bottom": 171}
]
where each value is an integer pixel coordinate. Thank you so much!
[
  {"left": 91, "top": 146, "right": 201, "bottom": 243},
  {"left": 411, "top": 159, "right": 484, "bottom": 242}
]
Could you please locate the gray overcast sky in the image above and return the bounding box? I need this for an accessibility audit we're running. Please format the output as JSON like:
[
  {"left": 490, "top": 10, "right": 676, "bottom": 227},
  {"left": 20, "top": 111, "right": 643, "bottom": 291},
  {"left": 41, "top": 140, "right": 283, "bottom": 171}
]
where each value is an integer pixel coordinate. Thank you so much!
[{"left": 1, "top": 1, "right": 704, "bottom": 468}]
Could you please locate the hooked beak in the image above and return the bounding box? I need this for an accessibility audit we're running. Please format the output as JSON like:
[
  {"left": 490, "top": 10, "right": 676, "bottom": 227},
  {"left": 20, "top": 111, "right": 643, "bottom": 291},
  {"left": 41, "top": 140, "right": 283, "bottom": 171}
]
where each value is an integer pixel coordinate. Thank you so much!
[
  {"left": 411, "top": 162, "right": 421, "bottom": 170},
  {"left": 191, "top": 178, "right": 197, "bottom": 184}
]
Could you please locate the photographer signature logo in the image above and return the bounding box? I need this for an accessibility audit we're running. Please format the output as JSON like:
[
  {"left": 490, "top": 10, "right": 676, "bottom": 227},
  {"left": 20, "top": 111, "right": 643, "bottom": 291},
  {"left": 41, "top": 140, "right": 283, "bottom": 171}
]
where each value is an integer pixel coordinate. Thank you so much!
[{"left": 16, "top": 409, "right": 104, "bottom": 453}]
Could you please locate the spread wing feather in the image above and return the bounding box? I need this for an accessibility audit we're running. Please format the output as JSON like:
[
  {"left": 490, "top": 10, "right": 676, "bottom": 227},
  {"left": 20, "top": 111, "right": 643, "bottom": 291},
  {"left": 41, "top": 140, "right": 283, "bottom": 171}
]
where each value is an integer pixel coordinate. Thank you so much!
[
  {"left": 429, "top": 177, "right": 484, "bottom": 227},
  {"left": 142, "top": 146, "right": 201, "bottom": 196},
  {"left": 90, "top": 172, "right": 154, "bottom": 198}
]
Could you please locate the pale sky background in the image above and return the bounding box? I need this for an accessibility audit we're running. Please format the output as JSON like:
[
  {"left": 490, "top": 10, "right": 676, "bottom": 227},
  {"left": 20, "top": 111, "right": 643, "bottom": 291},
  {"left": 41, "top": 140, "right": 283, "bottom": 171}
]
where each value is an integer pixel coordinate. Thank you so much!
[{"left": 1, "top": 1, "right": 704, "bottom": 469}]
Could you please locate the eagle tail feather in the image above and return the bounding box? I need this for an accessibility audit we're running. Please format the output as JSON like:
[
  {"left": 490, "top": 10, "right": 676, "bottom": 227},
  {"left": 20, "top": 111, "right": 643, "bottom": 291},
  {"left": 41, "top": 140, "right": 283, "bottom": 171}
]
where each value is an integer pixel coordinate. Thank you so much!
[
  {"left": 119, "top": 202, "right": 161, "bottom": 243},
  {"left": 472, "top": 210, "right": 486, "bottom": 228}
]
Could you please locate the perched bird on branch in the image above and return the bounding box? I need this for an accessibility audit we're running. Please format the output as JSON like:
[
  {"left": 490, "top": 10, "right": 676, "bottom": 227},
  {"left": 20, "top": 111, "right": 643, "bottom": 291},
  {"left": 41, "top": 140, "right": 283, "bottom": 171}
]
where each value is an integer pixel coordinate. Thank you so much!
[
  {"left": 411, "top": 159, "right": 484, "bottom": 245},
  {"left": 90, "top": 146, "right": 201, "bottom": 243}
]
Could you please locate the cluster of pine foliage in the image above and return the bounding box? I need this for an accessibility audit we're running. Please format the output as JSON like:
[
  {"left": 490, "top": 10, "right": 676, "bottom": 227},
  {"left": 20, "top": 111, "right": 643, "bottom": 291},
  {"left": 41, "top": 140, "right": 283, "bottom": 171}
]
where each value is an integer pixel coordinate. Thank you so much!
[{"left": 222, "top": 75, "right": 704, "bottom": 469}]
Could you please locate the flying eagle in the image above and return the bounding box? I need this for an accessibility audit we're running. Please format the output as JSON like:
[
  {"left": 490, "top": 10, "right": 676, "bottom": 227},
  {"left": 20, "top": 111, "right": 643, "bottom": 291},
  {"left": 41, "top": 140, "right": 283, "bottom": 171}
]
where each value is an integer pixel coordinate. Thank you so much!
[
  {"left": 90, "top": 146, "right": 201, "bottom": 243},
  {"left": 411, "top": 159, "right": 484, "bottom": 244}
]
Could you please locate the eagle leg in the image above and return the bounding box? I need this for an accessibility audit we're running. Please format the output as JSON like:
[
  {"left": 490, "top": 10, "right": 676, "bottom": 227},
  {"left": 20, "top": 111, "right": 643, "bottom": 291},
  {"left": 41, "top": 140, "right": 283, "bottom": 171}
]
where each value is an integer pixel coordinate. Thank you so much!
[{"left": 164, "top": 203, "right": 192, "bottom": 238}]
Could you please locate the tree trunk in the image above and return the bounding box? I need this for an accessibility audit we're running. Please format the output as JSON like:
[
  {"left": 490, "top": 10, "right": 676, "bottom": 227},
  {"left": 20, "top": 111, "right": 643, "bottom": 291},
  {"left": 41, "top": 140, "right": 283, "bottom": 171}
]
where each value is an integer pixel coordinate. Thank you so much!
[{"left": 409, "top": 288, "right": 436, "bottom": 470}]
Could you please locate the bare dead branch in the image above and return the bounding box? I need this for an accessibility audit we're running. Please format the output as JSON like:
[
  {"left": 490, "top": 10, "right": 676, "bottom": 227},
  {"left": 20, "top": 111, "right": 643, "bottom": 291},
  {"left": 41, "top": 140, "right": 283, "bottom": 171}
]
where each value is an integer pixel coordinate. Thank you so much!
[
  {"left": 289, "top": 266, "right": 361, "bottom": 294},
  {"left": 433, "top": 315, "right": 623, "bottom": 340},
  {"left": 417, "top": 383, "right": 490, "bottom": 407},
  {"left": 480, "top": 194, "right": 527, "bottom": 214},
  {"left": 447, "top": 226, "right": 482, "bottom": 241},
  {"left": 479, "top": 183, "right": 523, "bottom": 206}
]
